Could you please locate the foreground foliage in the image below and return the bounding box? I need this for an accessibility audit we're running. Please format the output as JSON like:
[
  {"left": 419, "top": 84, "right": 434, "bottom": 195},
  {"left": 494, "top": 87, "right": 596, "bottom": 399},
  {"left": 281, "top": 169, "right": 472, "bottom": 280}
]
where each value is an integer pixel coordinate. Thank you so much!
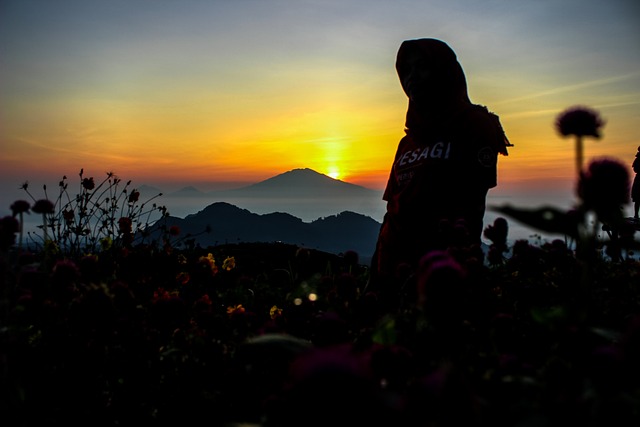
[{"left": 1, "top": 225, "right": 639, "bottom": 426}]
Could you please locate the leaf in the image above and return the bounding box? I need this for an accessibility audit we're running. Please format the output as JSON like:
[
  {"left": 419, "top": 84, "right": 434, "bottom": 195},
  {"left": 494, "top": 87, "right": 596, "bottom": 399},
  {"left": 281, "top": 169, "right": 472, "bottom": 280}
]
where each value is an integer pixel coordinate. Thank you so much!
[{"left": 489, "top": 204, "right": 579, "bottom": 238}]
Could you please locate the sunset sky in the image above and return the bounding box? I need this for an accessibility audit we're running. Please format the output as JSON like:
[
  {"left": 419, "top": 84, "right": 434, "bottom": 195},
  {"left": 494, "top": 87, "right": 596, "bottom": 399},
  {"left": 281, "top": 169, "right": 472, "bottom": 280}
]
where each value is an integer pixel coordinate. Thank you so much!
[{"left": 1, "top": 0, "right": 639, "bottom": 210}]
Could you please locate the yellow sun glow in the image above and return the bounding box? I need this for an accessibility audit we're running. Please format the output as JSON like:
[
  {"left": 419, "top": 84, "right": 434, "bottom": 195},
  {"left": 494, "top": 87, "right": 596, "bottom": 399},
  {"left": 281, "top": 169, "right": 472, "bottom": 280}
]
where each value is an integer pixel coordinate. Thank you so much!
[{"left": 327, "top": 167, "right": 341, "bottom": 180}]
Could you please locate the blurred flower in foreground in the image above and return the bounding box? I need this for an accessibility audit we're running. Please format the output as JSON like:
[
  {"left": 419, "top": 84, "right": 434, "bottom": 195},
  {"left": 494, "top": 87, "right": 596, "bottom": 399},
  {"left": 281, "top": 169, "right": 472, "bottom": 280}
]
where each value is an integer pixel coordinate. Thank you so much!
[
  {"left": 483, "top": 217, "right": 509, "bottom": 248},
  {"left": 176, "top": 271, "right": 190, "bottom": 285},
  {"left": 198, "top": 253, "right": 218, "bottom": 275},
  {"left": 32, "top": 199, "right": 55, "bottom": 214},
  {"left": 222, "top": 256, "right": 236, "bottom": 271},
  {"left": 484, "top": 217, "right": 510, "bottom": 266},
  {"left": 556, "top": 105, "right": 605, "bottom": 138},
  {"left": 118, "top": 217, "right": 133, "bottom": 235},
  {"left": 555, "top": 105, "right": 605, "bottom": 176},
  {"left": 32, "top": 199, "right": 55, "bottom": 242},
  {"left": 270, "top": 305, "right": 283, "bottom": 320},
  {"left": 578, "top": 158, "right": 629, "bottom": 222},
  {"left": 10, "top": 200, "right": 30, "bottom": 217},
  {"left": 227, "top": 304, "right": 245, "bottom": 316},
  {"left": 0, "top": 216, "right": 20, "bottom": 250}
]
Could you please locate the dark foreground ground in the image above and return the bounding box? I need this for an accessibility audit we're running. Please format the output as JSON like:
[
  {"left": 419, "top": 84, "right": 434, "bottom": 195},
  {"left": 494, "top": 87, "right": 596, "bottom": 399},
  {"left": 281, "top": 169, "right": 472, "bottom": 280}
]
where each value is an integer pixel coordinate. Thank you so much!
[{"left": 2, "top": 240, "right": 639, "bottom": 426}]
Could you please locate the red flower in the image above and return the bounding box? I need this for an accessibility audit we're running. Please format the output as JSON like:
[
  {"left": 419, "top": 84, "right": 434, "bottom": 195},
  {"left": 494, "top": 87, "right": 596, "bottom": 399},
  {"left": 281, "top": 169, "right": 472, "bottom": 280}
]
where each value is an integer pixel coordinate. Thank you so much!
[
  {"left": 197, "top": 294, "right": 212, "bottom": 306},
  {"left": 169, "top": 225, "right": 180, "bottom": 236},
  {"left": 176, "top": 271, "right": 190, "bottom": 285},
  {"left": 118, "top": 217, "right": 133, "bottom": 234},
  {"left": 152, "top": 287, "right": 171, "bottom": 303}
]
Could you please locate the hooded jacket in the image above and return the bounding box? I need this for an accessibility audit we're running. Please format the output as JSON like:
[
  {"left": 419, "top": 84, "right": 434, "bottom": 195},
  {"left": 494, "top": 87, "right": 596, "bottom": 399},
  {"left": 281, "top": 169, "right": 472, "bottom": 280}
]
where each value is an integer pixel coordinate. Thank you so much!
[{"left": 374, "top": 38, "right": 511, "bottom": 275}]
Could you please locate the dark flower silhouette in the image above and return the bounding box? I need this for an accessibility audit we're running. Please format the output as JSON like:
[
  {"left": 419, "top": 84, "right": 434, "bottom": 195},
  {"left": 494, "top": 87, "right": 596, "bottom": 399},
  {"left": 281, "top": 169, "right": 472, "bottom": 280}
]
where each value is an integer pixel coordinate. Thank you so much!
[
  {"left": 82, "top": 177, "right": 95, "bottom": 190},
  {"left": 483, "top": 217, "right": 509, "bottom": 248},
  {"left": 118, "top": 216, "right": 133, "bottom": 235},
  {"left": 556, "top": 105, "right": 605, "bottom": 176},
  {"left": 10, "top": 200, "right": 30, "bottom": 216},
  {"left": 128, "top": 189, "right": 140, "bottom": 204},
  {"left": 10, "top": 200, "right": 31, "bottom": 250},
  {"left": 0, "top": 216, "right": 20, "bottom": 250},
  {"left": 31, "top": 199, "right": 55, "bottom": 214},
  {"left": 578, "top": 158, "right": 630, "bottom": 220},
  {"left": 556, "top": 105, "right": 605, "bottom": 138},
  {"left": 62, "top": 209, "right": 75, "bottom": 225}
]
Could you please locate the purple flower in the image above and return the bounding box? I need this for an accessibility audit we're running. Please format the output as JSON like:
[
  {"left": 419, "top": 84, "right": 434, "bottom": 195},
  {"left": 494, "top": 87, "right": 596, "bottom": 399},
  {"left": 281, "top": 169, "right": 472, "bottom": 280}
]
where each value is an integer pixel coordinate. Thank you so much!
[{"left": 556, "top": 106, "right": 605, "bottom": 138}]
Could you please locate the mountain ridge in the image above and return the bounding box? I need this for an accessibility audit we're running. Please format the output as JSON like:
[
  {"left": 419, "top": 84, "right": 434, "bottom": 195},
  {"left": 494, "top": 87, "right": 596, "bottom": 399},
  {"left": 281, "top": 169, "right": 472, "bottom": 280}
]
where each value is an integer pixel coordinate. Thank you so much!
[
  {"left": 149, "top": 201, "right": 380, "bottom": 261},
  {"left": 161, "top": 168, "right": 381, "bottom": 199},
  {"left": 209, "top": 168, "right": 380, "bottom": 198}
]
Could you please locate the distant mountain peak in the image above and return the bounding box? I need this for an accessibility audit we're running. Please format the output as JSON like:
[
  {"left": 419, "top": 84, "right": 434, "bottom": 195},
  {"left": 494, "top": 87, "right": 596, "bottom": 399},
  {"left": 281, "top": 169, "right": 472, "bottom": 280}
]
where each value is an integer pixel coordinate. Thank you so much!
[
  {"left": 243, "top": 168, "right": 366, "bottom": 191},
  {"left": 254, "top": 168, "right": 331, "bottom": 185},
  {"left": 168, "top": 186, "right": 208, "bottom": 197}
]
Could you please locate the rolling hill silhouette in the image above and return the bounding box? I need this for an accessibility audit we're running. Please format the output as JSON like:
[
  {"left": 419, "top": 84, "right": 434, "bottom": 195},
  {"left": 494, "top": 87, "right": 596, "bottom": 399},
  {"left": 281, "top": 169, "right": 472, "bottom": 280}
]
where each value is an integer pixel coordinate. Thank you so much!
[{"left": 148, "top": 201, "right": 381, "bottom": 261}]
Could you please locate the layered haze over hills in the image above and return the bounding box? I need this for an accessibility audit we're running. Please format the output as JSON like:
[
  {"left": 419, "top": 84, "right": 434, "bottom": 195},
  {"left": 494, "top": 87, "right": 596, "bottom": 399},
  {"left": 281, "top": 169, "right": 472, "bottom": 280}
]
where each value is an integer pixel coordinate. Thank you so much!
[
  {"left": 157, "top": 168, "right": 574, "bottom": 245},
  {"left": 161, "top": 168, "right": 386, "bottom": 222},
  {"left": 1, "top": 168, "right": 583, "bottom": 253}
]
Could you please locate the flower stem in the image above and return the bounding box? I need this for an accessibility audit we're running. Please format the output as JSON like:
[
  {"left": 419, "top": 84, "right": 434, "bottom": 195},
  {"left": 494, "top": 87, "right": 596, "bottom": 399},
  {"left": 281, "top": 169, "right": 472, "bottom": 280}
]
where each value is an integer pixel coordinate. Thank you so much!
[
  {"left": 42, "top": 213, "right": 48, "bottom": 243},
  {"left": 18, "top": 212, "right": 24, "bottom": 251},
  {"left": 575, "top": 135, "right": 584, "bottom": 177}
]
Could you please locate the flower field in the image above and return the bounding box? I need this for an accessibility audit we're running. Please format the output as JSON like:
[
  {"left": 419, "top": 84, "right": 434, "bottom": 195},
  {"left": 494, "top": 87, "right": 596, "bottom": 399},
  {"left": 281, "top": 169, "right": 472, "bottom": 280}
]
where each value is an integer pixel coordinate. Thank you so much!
[
  {"left": 2, "top": 106, "right": 639, "bottom": 426},
  {"left": 2, "top": 204, "right": 640, "bottom": 426}
]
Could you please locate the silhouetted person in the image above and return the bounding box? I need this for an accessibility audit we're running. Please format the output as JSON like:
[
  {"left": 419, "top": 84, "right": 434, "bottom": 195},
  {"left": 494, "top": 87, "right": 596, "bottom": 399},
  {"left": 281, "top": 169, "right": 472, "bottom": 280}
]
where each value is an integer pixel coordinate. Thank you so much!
[
  {"left": 370, "top": 38, "right": 511, "bottom": 294},
  {"left": 632, "top": 146, "right": 640, "bottom": 219}
]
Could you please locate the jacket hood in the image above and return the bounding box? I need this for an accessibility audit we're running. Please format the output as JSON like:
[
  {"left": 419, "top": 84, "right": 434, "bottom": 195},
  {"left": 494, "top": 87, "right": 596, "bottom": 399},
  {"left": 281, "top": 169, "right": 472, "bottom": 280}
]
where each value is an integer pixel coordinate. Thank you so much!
[{"left": 396, "top": 38, "right": 472, "bottom": 134}]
